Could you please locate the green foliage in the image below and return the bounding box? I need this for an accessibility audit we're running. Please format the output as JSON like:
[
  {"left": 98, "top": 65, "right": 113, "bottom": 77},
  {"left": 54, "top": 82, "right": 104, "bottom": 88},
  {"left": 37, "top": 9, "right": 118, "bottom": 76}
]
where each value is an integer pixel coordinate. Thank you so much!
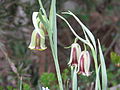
[
  {"left": 62, "top": 69, "right": 69, "bottom": 81},
  {"left": 77, "top": 72, "right": 95, "bottom": 90},
  {"left": 107, "top": 5, "right": 114, "bottom": 11},
  {"left": 39, "top": 72, "right": 57, "bottom": 88},
  {"left": 0, "top": 86, "right": 4, "bottom": 90},
  {"left": 7, "top": 86, "right": 13, "bottom": 90},
  {"left": 110, "top": 52, "right": 120, "bottom": 65},
  {"left": 61, "top": 68, "right": 70, "bottom": 89},
  {"left": 107, "top": 65, "right": 120, "bottom": 87},
  {"left": 0, "top": 83, "right": 31, "bottom": 90},
  {"left": 9, "top": 41, "right": 26, "bottom": 58},
  {"left": 101, "top": 45, "right": 107, "bottom": 52},
  {"left": 0, "top": 86, "right": 17, "bottom": 90},
  {"left": 23, "top": 83, "right": 31, "bottom": 90}
]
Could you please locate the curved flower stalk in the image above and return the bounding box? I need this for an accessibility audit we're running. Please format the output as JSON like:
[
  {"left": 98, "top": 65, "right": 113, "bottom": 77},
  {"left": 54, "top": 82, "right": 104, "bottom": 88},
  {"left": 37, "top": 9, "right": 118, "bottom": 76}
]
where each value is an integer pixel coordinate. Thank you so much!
[
  {"left": 57, "top": 11, "right": 107, "bottom": 90},
  {"left": 68, "top": 43, "right": 81, "bottom": 67},
  {"left": 28, "top": 12, "right": 47, "bottom": 51},
  {"left": 62, "top": 11, "right": 97, "bottom": 53},
  {"left": 62, "top": 11, "right": 102, "bottom": 89},
  {"left": 77, "top": 51, "right": 91, "bottom": 76}
]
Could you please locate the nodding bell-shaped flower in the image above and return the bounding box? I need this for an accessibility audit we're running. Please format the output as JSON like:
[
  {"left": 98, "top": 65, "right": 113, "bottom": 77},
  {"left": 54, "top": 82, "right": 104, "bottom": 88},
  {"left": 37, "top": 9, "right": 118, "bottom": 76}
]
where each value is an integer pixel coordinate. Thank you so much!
[
  {"left": 28, "top": 12, "right": 47, "bottom": 51},
  {"left": 77, "top": 51, "right": 91, "bottom": 76},
  {"left": 68, "top": 43, "right": 81, "bottom": 67},
  {"left": 28, "top": 29, "right": 47, "bottom": 51}
]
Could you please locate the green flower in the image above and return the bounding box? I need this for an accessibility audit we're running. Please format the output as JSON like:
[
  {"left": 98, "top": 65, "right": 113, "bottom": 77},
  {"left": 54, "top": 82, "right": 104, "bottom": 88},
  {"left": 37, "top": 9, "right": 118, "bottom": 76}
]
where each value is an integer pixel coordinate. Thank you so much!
[
  {"left": 28, "top": 12, "right": 47, "bottom": 51},
  {"left": 28, "top": 29, "right": 47, "bottom": 51}
]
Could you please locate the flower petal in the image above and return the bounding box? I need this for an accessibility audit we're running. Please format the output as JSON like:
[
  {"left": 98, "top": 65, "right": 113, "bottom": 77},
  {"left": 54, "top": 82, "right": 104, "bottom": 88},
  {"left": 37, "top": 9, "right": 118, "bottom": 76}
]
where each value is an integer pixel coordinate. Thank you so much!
[
  {"left": 32, "top": 12, "right": 39, "bottom": 29},
  {"left": 84, "top": 51, "right": 91, "bottom": 76},
  {"left": 28, "top": 30, "right": 37, "bottom": 49}
]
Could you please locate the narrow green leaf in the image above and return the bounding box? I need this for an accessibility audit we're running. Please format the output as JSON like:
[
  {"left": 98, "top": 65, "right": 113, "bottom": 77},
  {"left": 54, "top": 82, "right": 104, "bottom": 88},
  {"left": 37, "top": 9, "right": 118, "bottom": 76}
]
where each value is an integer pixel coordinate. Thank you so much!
[
  {"left": 95, "top": 65, "right": 101, "bottom": 90},
  {"left": 57, "top": 14, "right": 95, "bottom": 54},
  {"left": 98, "top": 39, "right": 107, "bottom": 90},
  {"left": 49, "top": 0, "right": 57, "bottom": 54},
  {"left": 38, "top": 0, "right": 47, "bottom": 17},
  {"left": 83, "top": 29, "right": 90, "bottom": 43},
  {"left": 63, "top": 11, "right": 97, "bottom": 53},
  {"left": 91, "top": 49, "right": 101, "bottom": 90},
  {"left": 49, "top": 0, "right": 55, "bottom": 35},
  {"left": 49, "top": 0, "right": 63, "bottom": 90},
  {"left": 57, "top": 14, "right": 88, "bottom": 45}
]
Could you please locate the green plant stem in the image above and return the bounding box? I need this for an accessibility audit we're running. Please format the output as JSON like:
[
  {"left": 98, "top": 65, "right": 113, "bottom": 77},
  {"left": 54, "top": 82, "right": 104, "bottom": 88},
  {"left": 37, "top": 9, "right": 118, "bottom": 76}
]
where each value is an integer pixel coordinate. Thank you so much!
[
  {"left": 49, "top": 38, "right": 63, "bottom": 90},
  {"left": 72, "top": 67, "right": 77, "bottom": 90},
  {"left": 19, "top": 77, "right": 22, "bottom": 90}
]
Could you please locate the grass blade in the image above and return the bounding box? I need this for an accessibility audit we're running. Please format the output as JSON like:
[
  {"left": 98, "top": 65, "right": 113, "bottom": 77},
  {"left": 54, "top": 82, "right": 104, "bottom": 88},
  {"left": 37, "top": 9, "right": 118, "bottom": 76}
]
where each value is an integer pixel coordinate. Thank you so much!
[{"left": 98, "top": 39, "right": 107, "bottom": 90}]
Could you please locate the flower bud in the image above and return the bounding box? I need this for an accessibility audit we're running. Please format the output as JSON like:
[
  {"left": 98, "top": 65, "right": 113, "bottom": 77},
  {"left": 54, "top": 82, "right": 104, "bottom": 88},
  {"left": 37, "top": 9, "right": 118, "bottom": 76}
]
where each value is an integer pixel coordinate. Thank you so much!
[
  {"left": 77, "top": 51, "right": 91, "bottom": 76},
  {"left": 68, "top": 43, "right": 81, "bottom": 67}
]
